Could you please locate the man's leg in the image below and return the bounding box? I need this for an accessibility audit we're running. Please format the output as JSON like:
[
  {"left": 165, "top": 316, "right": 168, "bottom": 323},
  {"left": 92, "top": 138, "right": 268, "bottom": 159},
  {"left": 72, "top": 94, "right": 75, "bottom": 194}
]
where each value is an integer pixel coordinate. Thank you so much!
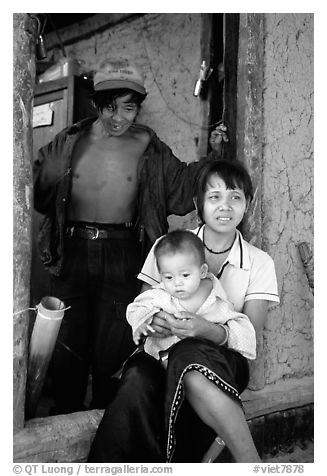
[
  {"left": 91, "top": 233, "right": 141, "bottom": 409},
  {"left": 49, "top": 238, "right": 90, "bottom": 414},
  {"left": 91, "top": 301, "right": 136, "bottom": 407}
]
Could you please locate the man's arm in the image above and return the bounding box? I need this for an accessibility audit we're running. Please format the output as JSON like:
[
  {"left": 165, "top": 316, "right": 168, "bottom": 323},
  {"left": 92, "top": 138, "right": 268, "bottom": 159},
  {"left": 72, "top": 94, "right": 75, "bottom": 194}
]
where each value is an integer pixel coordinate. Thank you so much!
[
  {"left": 33, "top": 132, "right": 71, "bottom": 214},
  {"left": 162, "top": 125, "right": 228, "bottom": 216}
]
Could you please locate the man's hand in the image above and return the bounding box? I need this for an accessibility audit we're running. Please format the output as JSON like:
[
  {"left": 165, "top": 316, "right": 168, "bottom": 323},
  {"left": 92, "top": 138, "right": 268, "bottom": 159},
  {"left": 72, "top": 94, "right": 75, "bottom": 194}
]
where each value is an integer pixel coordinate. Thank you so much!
[{"left": 209, "top": 123, "right": 229, "bottom": 153}]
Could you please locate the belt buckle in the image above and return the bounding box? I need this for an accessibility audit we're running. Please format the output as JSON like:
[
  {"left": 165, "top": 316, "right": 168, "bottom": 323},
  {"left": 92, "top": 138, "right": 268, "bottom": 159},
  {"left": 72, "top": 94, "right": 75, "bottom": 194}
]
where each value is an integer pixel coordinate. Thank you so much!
[
  {"left": 66, "top": 226, "right": 75, "bottom": 237},
  {"left": 86, "top": 225, "right": 99, "bottom": 240}
]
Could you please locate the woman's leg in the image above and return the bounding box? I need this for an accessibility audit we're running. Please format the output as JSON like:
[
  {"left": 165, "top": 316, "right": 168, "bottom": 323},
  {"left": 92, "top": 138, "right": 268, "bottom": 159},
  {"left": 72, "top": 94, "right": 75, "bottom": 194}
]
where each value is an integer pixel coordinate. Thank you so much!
[
  {"left": 183, "top": 371, "right": 260, "bottom": 462},
  {"left": 88, "top": 352, "right": 166, "bottom": 463}
]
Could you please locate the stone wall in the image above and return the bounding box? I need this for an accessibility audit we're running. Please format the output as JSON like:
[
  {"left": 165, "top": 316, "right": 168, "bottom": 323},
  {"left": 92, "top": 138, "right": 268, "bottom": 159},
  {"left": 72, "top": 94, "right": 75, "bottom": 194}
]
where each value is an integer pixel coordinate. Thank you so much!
[{"left": 261, "top": 13, "right": 314, "bottom": 383}]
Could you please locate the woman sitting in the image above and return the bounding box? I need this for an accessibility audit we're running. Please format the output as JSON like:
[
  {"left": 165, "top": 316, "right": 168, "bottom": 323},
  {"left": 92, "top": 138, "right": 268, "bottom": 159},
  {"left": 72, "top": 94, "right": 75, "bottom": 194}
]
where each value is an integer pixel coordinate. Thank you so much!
[{"left": 88, "top": 159, "right": 279, "bottom": 463}]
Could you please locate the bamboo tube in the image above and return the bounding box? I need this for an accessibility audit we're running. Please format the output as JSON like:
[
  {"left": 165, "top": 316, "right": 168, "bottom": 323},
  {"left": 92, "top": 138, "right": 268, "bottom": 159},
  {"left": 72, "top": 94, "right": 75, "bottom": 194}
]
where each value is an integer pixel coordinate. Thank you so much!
[{"left": 25, "top": 296, "right": 67, "bottom": 419}]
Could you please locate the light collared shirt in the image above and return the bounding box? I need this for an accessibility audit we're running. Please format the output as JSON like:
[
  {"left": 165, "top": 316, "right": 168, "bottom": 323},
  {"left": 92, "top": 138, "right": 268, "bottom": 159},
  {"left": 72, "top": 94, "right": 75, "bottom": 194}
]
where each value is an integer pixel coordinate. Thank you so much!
[
  {"left": 128, "top": 273, "right": 256, "bottom": 360},
  {"left": 137, "top": 226, "right": 279, "bottom": 313}
]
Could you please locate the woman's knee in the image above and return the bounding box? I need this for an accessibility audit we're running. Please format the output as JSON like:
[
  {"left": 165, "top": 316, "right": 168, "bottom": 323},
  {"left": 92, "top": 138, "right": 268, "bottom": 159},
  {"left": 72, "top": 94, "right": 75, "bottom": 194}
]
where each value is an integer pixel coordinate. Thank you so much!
[
  {"left": 183, "top": 370, "right": 207, "bottom": 396},
  {"left": 183, "top": 370, "right": 227, "bottom": 406},
  {"left": 168, "top": 337, "right": 202, "bottom": 363}
]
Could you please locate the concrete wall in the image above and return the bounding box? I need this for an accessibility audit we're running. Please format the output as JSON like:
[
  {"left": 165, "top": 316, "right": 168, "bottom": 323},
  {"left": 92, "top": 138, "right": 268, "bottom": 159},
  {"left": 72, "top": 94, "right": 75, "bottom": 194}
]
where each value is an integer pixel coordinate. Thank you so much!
[{"left": 261, "top": 14, "right": 313, "bottom": 383}]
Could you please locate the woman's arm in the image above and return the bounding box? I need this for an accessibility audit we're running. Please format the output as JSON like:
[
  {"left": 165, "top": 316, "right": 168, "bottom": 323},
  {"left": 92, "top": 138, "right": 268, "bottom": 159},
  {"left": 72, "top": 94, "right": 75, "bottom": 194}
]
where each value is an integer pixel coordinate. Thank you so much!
[
  {"left": 242, "top": 300, "right": 269, "bottom": 339},
  {"left": 164, "top": 310, "right": 256, "bottom": 360},
  {"left": 164, "top": 312, "right": 227, "bottom": 345},
  {"left": 140, "top": 282, "right": 152, "bottom": 293}
]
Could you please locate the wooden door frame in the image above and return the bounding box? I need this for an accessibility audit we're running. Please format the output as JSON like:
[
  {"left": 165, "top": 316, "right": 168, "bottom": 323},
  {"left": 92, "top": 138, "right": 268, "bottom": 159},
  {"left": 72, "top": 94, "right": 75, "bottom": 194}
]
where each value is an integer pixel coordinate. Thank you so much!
[
  {"left": 13, "top": 13, "right": 35, "bottom": 433},
  {"left": 197, "top": 13, "right": 239, "bottom": 159},
  {"left": 198, "top": 13, "right": 267, "bottom": 390},
  {"left": 237, "top": 13, "right": 266, "bottom": 390}
]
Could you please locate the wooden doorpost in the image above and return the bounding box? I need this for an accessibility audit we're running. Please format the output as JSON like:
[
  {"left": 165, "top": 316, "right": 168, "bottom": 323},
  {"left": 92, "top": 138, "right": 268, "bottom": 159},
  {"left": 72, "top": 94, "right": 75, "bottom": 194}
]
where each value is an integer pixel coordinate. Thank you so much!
[
  {"left": 13, "top": 13, "right": 36, "bottom": 432},
  {"left": 237, "top": 13, "right": 265, "bottom": 390}
]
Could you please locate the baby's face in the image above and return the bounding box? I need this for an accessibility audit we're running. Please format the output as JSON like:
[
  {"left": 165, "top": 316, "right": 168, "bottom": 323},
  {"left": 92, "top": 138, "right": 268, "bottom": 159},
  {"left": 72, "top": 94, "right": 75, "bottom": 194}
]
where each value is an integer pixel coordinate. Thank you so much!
[{"left": 158, "top": 251, "right": 205, "bottom": 300}]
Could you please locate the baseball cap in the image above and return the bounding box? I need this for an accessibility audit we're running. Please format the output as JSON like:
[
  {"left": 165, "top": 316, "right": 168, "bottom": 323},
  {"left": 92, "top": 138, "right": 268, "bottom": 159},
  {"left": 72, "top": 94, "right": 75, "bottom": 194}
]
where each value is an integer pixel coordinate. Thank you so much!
[{"left": 93, "top": 58, "right": 146, "bottom": 95}]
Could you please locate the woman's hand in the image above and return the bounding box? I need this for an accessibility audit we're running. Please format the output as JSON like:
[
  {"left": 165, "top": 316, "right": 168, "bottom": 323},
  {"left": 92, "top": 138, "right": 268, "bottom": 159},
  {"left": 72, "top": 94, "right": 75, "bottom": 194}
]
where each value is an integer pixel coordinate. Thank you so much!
[
  {"left": 209, "top": 123, "right": 229, "bottom": 153},
  {"left": 164, "top": 311, "right": 212, "bottom": 340},
  {"left": 149, "top": 310, "right": 175, "bottom": 337}
]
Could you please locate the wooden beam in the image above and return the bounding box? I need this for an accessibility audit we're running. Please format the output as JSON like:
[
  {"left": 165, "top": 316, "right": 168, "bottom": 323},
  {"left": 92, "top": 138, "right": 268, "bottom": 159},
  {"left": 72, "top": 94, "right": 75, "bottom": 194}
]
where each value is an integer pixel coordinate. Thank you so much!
[
  {"left": 196, "top": 13, "right": 213, "bottom": 158},
  {"left": 222, "top": 13, "right": 239, "bottom": 161},
  {"left": 13, "top": 13, "right": 35, "bottom": 433},
  {"left": 13, "top": 410, "right": 104, "bottom": 463},
  {"left": 44, "top": 14, "right": 142, "bottom": 49},
  {"left": 236, "top": 13, "right": 265, "bottom": 390},
  {"left": 243, "top": 375, "right": 313, "bottom": 420},
  {"left": 237, "top": 13, "right": 265, "bottom": 251}
]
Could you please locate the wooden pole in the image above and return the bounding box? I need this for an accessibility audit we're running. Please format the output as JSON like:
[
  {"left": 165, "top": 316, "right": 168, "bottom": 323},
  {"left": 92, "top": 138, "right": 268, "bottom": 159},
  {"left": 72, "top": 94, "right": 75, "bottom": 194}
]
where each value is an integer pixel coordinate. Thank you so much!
[
  {"left": 236, "top": 13, "right": 265, "bottom": 391},
  {"left": 13, "top": 13, "right": 36, "bottom": 432}
]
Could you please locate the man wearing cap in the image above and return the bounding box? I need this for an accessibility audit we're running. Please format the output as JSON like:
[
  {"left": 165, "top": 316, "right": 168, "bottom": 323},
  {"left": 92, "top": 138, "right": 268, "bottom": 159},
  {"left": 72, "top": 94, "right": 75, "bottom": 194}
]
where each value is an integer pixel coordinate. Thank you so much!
[{"left": 33, "top": 58, "right": 227, "bottom": 414}]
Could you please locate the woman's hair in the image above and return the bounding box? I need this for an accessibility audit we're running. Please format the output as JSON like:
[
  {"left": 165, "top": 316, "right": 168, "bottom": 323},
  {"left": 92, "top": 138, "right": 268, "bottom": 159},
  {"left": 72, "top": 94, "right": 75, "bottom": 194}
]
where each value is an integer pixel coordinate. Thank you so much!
[
  {"left": 154, "top": 229, "right": 205, "bottom": 269},
  {"left": 195, "top": 159, "right": 254, "bottom": 224},
  {"left": 90, "top": 88, "right": 147, "bottom": 113}
]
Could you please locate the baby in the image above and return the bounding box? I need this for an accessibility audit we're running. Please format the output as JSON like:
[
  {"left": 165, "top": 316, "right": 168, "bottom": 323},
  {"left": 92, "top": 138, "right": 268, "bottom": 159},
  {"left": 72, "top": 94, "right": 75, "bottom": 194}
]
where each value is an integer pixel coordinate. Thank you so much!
[{"left": 126, "top": 229, "right": 256, "bottom": 362}]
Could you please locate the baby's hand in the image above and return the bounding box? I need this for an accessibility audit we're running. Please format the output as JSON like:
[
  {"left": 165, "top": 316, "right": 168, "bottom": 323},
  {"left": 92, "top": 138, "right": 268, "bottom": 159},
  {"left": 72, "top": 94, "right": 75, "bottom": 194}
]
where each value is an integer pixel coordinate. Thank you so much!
[
  {"left": 133, "top": 320, "right": 156, "bottom": 345},
  {"left": 175, "top": 311, "right": 195, "bottom": 321}
]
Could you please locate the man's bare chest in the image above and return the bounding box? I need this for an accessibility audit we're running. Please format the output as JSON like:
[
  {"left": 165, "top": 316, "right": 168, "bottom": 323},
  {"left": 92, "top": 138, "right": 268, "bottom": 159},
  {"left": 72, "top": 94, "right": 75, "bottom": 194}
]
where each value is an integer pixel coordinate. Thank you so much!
[{"left": 71, "top": 135, "right": 145, "bottom": 192}]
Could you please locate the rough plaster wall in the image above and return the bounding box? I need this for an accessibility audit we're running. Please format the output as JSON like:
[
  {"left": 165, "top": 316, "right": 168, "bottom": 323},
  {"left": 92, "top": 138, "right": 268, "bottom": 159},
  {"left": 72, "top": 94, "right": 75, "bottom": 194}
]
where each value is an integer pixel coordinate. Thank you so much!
[
  {"left": 59, "top": 13, "right": 203, "bottom": 229},
  {"left": 262, "top": 14, "right": 313, "bottom": 383}
]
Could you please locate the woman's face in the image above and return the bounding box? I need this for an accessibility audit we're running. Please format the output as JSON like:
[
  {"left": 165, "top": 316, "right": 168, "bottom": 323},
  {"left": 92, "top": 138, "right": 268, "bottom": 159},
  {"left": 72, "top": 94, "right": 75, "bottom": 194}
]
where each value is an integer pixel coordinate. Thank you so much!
[{"left": 202, "top": 173, "right": 248, "bottom": 234}]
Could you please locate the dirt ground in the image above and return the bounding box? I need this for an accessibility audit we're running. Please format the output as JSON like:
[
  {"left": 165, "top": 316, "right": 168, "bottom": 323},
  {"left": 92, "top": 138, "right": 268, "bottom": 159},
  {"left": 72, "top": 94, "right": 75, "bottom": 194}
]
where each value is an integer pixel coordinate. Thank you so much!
[{"left": 263, "top": 441, "right": 314, "bottom": 463}]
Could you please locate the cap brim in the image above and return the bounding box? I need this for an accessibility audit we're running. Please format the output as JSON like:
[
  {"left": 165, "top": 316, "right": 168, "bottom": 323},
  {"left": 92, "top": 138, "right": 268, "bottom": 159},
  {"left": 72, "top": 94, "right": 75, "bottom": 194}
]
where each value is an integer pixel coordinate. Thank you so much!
[{"left": 94, "top": 79, "right": 146, "bottom": 95}]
